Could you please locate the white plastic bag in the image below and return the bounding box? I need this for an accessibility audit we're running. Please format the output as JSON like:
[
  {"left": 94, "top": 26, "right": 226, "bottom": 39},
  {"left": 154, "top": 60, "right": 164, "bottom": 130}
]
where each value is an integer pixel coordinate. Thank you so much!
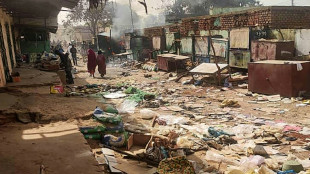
[
  {"left": 177, "top": 137, "right": 193, "bottom": 148},
  {"left": 117, "top": 100, "right": 138, "bottom": 114},
  {"left": 205, "top": 150, "right": 239, "bottom": 166},
  {"left": 239, "top": 155, "right": 265, "bottom": 172},
  {"left": 140, "top": 109, "right": 158, "bottom": 120}
]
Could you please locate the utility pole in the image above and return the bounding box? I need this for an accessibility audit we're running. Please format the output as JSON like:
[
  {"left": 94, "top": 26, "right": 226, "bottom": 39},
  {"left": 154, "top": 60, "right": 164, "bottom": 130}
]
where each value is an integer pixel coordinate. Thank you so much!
[
  {"left": 292, "top": 0, "right": 294, "bottom": 6},
  {"left": 129, "top": 0, "right": 134, "bottom": 32}
]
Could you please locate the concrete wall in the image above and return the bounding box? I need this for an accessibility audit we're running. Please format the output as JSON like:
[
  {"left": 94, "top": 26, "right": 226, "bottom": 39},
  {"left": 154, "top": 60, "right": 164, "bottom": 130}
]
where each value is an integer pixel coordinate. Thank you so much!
[{"left": 0, "top": 8, "right": 16, "bottom": 87}]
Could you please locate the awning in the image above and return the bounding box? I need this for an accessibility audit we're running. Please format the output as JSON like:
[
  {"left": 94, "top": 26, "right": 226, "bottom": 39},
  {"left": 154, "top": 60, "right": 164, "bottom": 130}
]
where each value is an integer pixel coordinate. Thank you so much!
[
  {"left": 0, "top": 0, "right": 79, "bottom": 33},
  {"left": 0, "top": 0, "right": 79, "bottom": 18}
]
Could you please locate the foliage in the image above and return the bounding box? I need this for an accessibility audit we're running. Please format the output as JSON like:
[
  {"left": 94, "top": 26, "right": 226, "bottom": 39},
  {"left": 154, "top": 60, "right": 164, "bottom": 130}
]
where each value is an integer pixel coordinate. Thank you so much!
[
  {"left": 166, "top": 0, "right": 261, "bottom": 18},
  {"left": 63, "top": 0, "right": 114, "bottom": 37}
]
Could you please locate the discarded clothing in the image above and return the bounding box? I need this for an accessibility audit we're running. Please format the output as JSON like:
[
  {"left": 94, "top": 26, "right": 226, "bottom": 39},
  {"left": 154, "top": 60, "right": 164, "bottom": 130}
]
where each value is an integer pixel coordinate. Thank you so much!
[
  {"left": 105, "top": 122, "right": 124, "bottom": 133},
  {"left": 102, "top": 132, "right": 128, "bottom": 148},
  {"left": 93, "top": 107, "right": 122, "bottom": 124},
  {"left": 83, "top": 133, "right": 102, "bottom": 140},
  {"left": 86, "top": 84, "right": 99, "bottom": 88},
  {"left": 297, "top": 63, "right": 303, "bottom": 71},
  {"left": 208, "top": 127, "right": 232, "bottom": 138},
  {"left": 80, "top": 126, "right": 106, "bottom": 134},
  {"left": 277, "top": 170, "right": 296, "bottom": 174},
  {"left": 125, "top": 86, "right": 155, "bottom": 103}
]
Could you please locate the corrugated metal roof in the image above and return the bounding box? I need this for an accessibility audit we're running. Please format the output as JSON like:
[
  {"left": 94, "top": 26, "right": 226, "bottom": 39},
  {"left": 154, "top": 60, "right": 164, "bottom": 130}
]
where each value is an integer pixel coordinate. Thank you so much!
[{"left": 0, "top": 0, "right": 79, "bottom": 18}]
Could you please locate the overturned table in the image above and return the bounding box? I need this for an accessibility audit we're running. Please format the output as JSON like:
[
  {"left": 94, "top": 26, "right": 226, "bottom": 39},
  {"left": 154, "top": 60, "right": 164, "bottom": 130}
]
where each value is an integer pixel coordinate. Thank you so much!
[{"left": 190, "top": 63, "right": 229, "bottom": 83}]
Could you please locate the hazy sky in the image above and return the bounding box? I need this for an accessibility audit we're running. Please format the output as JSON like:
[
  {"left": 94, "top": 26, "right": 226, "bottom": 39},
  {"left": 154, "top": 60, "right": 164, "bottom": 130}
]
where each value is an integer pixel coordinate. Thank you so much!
[{"left": 58, "top": 0, "right": 310, "bottom": 24}]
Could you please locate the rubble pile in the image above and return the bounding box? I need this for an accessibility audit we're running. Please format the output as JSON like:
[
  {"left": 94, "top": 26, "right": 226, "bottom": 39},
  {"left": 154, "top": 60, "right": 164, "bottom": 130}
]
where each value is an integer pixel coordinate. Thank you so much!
[
  {"left": 72, "top": 69, "right": 310, "bottom": 174},
  {"left": 35, "top": 52, "right": 60, "bottom": 71}
]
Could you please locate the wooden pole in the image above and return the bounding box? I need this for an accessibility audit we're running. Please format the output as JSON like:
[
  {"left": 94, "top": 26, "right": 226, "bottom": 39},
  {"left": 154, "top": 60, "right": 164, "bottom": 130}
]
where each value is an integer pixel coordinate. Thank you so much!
[{"left": 208, "top": 27, "right": 221, "bottom": 86}]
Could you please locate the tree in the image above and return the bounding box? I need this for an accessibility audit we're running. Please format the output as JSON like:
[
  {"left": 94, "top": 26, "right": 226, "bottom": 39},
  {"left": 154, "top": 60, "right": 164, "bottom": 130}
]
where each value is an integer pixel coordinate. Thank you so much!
[
  {"left": 63, "top": 0, "right": 113, "bottom": 38},
  {"left": 166, "top": 0, "right": 261, "bottom": 19}
]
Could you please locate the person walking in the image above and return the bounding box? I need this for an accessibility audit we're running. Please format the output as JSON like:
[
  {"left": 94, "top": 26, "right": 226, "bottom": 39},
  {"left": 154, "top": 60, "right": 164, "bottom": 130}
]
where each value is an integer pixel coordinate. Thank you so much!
[
  {"left": 97, "top": 50, "right": 106, "bottom": 78},
  {"left": 67, "top": 43, "right": 72, "bottom": 59},
  {"left": 55, "top": 49, "right": 74, "bottom": 84},
  {"left": 70, "top": 45, "right": 78, "bottom": 66},
  {"left": 87, "top": 49, "right": 97, "bottom": 78}
]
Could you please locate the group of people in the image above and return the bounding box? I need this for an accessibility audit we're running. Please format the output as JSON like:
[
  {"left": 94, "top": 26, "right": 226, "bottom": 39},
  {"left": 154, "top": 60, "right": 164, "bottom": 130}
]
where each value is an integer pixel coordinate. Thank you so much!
[
  {"left": 87, "top": 49, "right": 106, "bottom": 78},
  {"left": 68, "top": 43, "right": 107, "bottom": 78},
  {"left": 54, "top": 43, "right": 107, "bottom": 85}
]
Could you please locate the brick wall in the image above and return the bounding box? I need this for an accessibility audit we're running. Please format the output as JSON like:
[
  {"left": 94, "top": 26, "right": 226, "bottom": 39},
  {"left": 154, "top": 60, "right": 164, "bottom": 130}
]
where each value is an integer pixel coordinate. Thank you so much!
[{"left": 144, "top": 27, "right": 164, "bottom": 38}]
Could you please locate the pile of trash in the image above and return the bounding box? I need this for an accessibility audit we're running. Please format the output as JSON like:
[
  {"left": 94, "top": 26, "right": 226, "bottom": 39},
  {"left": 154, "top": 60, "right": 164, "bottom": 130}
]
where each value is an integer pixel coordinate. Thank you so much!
[
  {"left": 75, "top": 68, "right": 310, "bottom": 174},
  {"left": 35, "top": 52, "right": 60, "bottom": 71},
  {"left": 80, "top": 107, "right": 128, "bottom": 147}
]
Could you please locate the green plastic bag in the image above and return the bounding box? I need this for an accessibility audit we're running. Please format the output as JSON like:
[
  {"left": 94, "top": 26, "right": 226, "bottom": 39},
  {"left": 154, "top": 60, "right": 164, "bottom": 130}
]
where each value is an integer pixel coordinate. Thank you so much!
[
  {"left": 104, "top": 105, "right": 119, "bottom": 114},
  {"left": 93, "top": 114, "right": 122, "bottom": 125},
  {"left": 125, "top": 86, "right": 138, "bottom": 94},
  {"left": 84, "top": 133, "right": 101, "bottom": 140},
  {"left": 80, "top": 126, "right": 106, "bottom": 134}
]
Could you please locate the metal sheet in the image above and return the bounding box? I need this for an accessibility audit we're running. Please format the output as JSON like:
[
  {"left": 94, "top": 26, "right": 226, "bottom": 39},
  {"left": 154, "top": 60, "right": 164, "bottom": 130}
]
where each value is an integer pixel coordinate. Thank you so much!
[
  {"left": 248, "top": 61, "right": 310, "bottom": 97},
  {"left": 230, "top": 28, "right": 250, "bottom": 49},
  {"left": 181, "top": 37, "right": 192, "bottom": 54},
  {"left": 124, "top": 35, "right": 131, "bottom": 50},
  {"left": 251, "top": 40, "right": 295, "bottom": 61},
  {"left": 152, "top": 36, "right": 161, "bottom": 50},
  {"left": 229, "top": 50, "right": 251, "bottom": 69},
  {"left": 200, "top": 30, "right": 229, "bottom": 38},
  {"left": 195, "top": 37, "right": 208, "bottom": 55},
  {"left": 210, "top": 38, "right": 228, "bottom": 59},
  {"left": 190, "top": 63, "right": 228, "bottom": 75},
  {"left": 157, "top": 54, "right": 190, "bottom": 72},
  {"left": 295, "top": 29, "right": 310, "bottom": 56},
  {"left": 166, "top": 33, "right": 175, "bottom": 51}
]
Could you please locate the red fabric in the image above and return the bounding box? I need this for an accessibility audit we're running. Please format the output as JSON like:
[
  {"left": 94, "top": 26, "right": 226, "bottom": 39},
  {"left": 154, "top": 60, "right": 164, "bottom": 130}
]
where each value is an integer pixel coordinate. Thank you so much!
[
  {"left": 87, "top": 49, "right": 97, "bottom": 75},
  {"left": 97, "top": 54, "right": 106, "bottom": 75}
]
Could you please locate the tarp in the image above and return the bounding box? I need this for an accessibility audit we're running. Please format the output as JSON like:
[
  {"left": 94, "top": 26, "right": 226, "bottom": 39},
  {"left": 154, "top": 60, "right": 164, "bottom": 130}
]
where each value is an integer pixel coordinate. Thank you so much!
[
  {"left": 230, "top": 28, "right": 250, "bottom": 49},
  {"left": 295, "top": 29, "right": 310, "bottom": 56}
]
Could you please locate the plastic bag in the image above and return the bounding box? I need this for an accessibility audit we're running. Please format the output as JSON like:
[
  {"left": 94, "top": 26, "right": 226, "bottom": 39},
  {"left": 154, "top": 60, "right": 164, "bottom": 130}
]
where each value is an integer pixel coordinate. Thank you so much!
[
  {"left": 103, "top": 92, "right": 127, "bottom": 99},
  {"left": 117, "top": 100, "right": 138, "bottom": 114},
  {"left": 104, "top": 105, "right": 118, "bottom": 114},
  {"left": 93, "top": 107, "right": 122, "bottom": 124},
  {"left": 240, "top": 155, "right": 265, "bottom": 172},
  {"left": 140, "top": 109, "right": 158, "bottom": 120},
  {"left": 177, "top": 137, "right": 193, "bottom": 148},
  {"left": 265, "top": 158, "right": 280, "bottom": 170},
  {"left": 157, "top": 115, "right": 189, "bottom": 125},
  {"left": 208, "top": 127, "right": 232, "bottom": 138},
  {"left": 230, "top": 124, "right": 255, "bottom": 139},
  {"left": 102, "top": 132, "right": 128, "bottom": 148},
  {"left": 205, "top": 150, "right": 239, "bottom": 166},
  {"left": 257, "top": 165, "right": 276, "bottom": 174}
]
